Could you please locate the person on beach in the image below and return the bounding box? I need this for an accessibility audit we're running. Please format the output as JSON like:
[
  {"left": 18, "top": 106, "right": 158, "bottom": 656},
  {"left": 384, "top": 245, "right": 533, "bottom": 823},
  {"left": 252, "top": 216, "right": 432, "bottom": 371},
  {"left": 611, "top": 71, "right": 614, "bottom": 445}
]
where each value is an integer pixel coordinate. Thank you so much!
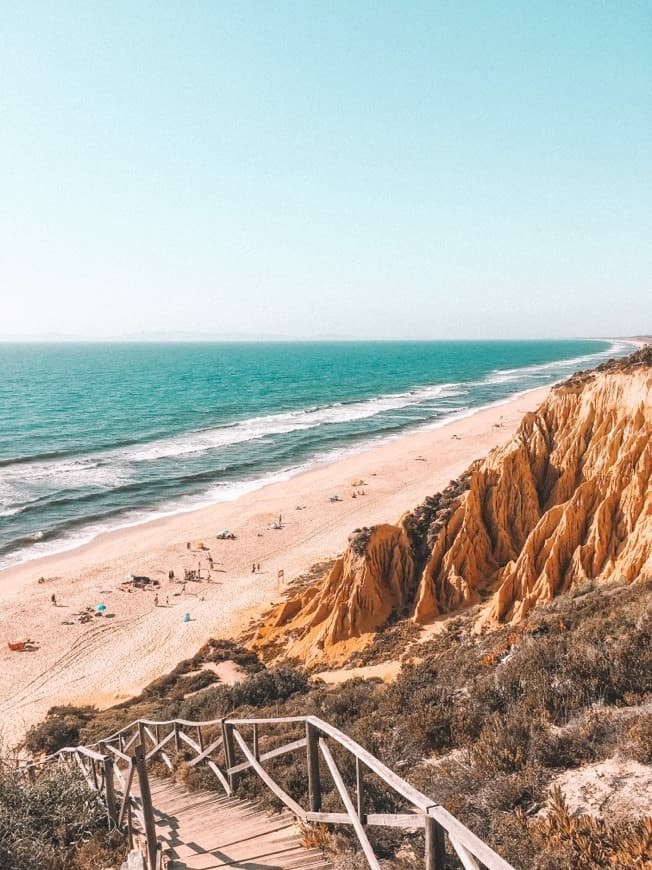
[
  {"left": 257, "top": 563, "right": 260, "bottom": 573},
  {"left": 154, "top": 594, "right": 159, "bottom": 607},
  {"left": 252, "top": 563, "right": 256, "bottom": 573},
  {"left": 51, "top": 593, "right": 56, "bottom": 606}
]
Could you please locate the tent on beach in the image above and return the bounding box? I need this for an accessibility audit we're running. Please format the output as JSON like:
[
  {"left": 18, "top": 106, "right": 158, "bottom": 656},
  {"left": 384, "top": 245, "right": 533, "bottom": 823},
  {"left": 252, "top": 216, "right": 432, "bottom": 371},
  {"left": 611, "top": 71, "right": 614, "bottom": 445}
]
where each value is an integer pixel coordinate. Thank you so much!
[{"left": 121, "top": 574, "right": 159, "bottom": 590}]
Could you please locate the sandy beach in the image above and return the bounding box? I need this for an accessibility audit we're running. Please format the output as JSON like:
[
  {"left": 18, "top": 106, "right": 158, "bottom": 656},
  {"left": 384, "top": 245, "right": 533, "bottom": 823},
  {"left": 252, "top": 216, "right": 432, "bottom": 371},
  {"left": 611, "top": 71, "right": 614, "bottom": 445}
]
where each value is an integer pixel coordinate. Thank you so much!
[{"left": 0, "top": 387, "right": 549, "bottom": 745}]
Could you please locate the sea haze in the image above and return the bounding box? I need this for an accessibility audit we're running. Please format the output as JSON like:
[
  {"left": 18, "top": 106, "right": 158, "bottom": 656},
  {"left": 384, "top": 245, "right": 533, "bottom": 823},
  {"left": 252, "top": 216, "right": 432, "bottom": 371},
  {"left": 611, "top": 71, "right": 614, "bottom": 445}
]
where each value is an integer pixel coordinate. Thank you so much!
[{"left": 0, "top": 340, "right": 631, "bottom": 569}]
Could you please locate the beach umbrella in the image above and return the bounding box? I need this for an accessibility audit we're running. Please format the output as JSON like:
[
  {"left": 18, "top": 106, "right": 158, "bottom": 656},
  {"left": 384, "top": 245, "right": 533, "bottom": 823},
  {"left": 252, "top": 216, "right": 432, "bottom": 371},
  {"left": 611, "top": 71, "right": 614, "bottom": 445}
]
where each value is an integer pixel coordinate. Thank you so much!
[
  {"left": 95, "top": 603, "right": 107, "bottom": 612},
  {"left": 183, "top": 612, "right": 190, "bottom": 623}
]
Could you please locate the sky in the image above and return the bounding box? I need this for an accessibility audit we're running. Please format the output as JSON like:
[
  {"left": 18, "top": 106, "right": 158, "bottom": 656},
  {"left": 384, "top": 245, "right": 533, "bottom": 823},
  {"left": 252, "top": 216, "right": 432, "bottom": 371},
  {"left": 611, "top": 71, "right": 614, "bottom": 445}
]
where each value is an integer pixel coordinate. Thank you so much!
[{"left": 1, "top": 1, "right": 651, "bottom": 340}]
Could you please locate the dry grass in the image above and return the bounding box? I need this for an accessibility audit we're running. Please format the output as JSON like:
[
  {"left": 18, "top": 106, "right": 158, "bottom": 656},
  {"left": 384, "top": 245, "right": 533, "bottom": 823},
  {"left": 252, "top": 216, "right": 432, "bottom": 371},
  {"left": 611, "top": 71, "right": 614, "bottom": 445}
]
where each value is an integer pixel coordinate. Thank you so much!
[
  {"left": 0, "top": 755, "right": 126, "bottom": 869},
  {"left": 533, "top": 786, "right": 652, "bottom": 869},
  {"left": 298, "top": 821, "right": 333, "bottom": 852},
  {"left": 19, "top": 578, "right": 652, "bottom": 868}
]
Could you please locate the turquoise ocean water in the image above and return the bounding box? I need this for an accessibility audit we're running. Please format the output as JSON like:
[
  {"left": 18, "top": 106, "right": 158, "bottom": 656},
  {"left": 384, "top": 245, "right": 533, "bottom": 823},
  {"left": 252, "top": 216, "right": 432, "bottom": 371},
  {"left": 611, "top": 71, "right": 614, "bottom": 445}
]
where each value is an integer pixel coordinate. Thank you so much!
[{"left": 0, "top": 340, "right": 630, "bottom": 570}]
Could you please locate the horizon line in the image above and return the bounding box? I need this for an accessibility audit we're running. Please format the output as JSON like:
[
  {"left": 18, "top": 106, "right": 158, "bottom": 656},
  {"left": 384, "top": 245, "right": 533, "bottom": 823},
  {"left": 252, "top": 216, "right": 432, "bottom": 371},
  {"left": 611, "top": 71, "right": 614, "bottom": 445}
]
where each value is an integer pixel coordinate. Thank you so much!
[{"left": 0, "top": 334, "right": 644, "bottom": 345}]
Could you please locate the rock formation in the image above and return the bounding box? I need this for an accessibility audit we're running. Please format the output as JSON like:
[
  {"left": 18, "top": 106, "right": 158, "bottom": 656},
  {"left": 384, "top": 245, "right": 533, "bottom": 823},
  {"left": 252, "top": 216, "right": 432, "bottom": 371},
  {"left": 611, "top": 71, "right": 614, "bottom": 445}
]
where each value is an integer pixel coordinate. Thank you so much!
[
  {"left": 255, "top": 524, "right": 416, "bottom": 663},
  {"left": 252, "top": 348, "right": 652, "bottom": 664}
]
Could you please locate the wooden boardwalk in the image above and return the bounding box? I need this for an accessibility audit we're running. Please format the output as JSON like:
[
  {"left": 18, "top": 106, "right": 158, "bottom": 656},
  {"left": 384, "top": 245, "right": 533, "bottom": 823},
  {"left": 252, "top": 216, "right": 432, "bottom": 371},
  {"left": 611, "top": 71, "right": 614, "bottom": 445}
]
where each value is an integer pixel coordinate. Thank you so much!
[
  {"left": 148, "top": 777, "right": 332, "bottom": 869},
  {"left": 39, "top": 715, "right": 514, "bottom": 869}
]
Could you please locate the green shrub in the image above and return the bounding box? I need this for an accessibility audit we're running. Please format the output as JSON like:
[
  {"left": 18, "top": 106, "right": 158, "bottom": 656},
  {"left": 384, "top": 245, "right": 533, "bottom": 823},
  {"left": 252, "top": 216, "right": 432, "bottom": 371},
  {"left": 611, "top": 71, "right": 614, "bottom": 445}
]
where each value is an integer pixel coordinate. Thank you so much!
[
  {"left": 24, "top": 706, "right": 96, "bottom": 756},
  {"left": 622, "top": 712, "right": 652, "bottom": 764},
  {"left": 0, "top": 758, "right": 124, "bottom": 869}
]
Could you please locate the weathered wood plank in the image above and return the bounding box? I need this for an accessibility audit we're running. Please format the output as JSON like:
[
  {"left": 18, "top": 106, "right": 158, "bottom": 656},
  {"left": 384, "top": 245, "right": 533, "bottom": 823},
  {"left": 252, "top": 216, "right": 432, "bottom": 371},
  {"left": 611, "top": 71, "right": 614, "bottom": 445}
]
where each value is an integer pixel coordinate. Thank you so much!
[
  {"left": 179, "top": 730, "right": 202, "bottom": 755},
  {"left": 73, "top": 752, "right": 95, "bottom": 790},
  {"left": 318, "top": 738, "right": 381, "bottom": 870},
  {"left": 310, "top": 717, "right": 432, "bottom": 813},
  {"left": 430, "top": 807, "right": 513, "bottom": 870},
  {"left": 134, "top": 745, "right": 158, "bottom": 870},
  {"left": 229, "top": 736, "right": 307, "bottom": 774},
  {"left": 449, "top": 836, "right": 482, "bottom": 870},
  {"left": 117, "top": 760, "right": 136, "bottom": 828},
  {"left": 425, "top": 815, "right": 446, "bottom": 869},
  {"left": 225, "top": 716, "right": 309, "bottom": 726},
  {"left": 305, "top": 811, "right": 426, "bottom": 828},
  {"left": 206, "top": 759, "right": 232, "bottom": 795},
  {"left": 231, "top": 729, "right": 306, "bottom": 819},
  {"left": 306, "top": 722, "right": 321, "bottom": 813},
  {"left": 103, "top": 743, "right": 131, "bottom": 763},
  {"left": 48, "top": 713, "right": 514, "bottom": 870},
  {"left": 188, "top": 735, "right": 223, "bottom": 767},
  {"left": 145, "top": 729, "right": 175, "bottom": 757}
]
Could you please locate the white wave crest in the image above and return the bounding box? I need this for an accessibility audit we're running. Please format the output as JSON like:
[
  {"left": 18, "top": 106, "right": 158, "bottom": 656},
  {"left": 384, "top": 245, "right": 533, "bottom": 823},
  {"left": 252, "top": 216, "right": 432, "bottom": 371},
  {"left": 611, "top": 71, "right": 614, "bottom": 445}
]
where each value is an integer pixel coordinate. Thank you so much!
[
  {"left": 125, "top": 383, "right": 462, "bottom": 462},
  {"left": 483, "top": 340, "right": 629, "bottom": 386}
]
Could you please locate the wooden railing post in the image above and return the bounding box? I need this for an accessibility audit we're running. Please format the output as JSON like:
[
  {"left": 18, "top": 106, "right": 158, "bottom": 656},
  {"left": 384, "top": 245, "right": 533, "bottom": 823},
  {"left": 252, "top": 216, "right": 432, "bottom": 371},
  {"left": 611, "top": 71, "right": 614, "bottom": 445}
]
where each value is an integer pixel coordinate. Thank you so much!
[
  {"left": 134, "top": 744, "right": 158, "bottom": 870},
  {"left": 173, "top": 722, "right": 181, "bottom": 752},
  {"left": 252, "top": 723, "right": 259, "bottom": 760},
  {"left": 355, "top": 756, "right": 365, "bottom": 823},
  {"left": 138, "top": 721, "right": 147, "bottom": 752},
  {"left": 306, "top": 721, "right": 321, "bottom": 812},
  {"left": 425, "top": 815, "right": 446, "bottom": 870},
  {"left": 100, "top": 747, "right": 118, "bottom": 829},
  {"left": 222, "top": 719, "right": 238, "bottom": 790},
  {"left": 127, "top": 801, "right": 134, "bottom": 850}
]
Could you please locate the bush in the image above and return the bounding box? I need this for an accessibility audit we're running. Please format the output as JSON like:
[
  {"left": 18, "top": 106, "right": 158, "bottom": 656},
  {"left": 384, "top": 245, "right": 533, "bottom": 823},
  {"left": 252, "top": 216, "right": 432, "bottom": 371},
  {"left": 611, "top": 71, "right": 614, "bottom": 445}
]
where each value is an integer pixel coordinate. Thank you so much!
[
  {"left": 0, "top": 758, "right": 125, "bottom": 869},
  {"left": 535, "top": 708, "right": 624, "bottom": 769},
  {"left": 178, "top": 665, "right": 312, "bottom": 721},
  {"left": 20, "top": 578, "right": 651, "bottom": 868},
  {"left": 24, "top": 705, "right": 96, "bottom": 756},
  {"left": 622, "top": 713, "right": 652, "bottom": 764},
  {"left": 532, "top": 786, "right": 652, "bottom": 868}
]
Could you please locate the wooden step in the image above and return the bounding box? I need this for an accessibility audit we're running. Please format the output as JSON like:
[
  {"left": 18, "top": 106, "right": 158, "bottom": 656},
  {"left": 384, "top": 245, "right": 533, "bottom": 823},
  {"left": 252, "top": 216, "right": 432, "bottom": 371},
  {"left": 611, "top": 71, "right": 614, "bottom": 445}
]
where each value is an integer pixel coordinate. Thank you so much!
[{"left": 133, "top": 777, "right": 331, "bottom": 870}]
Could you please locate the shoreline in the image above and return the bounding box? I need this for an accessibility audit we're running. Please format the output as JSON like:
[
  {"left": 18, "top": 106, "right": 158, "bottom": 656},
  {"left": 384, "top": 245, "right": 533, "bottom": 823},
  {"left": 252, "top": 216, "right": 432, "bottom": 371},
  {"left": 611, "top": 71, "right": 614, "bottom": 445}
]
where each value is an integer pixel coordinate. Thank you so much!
[
  {"left": 0, "top": 337, "right": 645, "bottom": 745},
  {"left": 0, "top": 384, "right": 551, "bottom": 744},
  {"left": 0, "top": 381, "right": 550, "bottom": 577},
  {"left": 0, "top": 339, "right": 634, "bottom": 575}
]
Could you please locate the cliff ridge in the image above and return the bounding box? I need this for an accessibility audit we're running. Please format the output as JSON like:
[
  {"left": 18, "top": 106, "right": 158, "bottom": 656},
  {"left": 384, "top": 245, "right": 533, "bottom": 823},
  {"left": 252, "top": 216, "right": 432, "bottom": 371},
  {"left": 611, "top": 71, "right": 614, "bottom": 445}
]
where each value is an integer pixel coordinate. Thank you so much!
[{"left": 251, "top": 349, "right": 652, "bottom": 665}]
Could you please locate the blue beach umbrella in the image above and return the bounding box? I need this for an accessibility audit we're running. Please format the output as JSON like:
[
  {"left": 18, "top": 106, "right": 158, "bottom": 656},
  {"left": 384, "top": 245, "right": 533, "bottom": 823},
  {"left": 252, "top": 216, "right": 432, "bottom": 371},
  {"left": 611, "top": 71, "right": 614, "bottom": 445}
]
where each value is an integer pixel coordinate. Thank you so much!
[{"left": 95, "top": 603, "right": 107, "bottom": 612}]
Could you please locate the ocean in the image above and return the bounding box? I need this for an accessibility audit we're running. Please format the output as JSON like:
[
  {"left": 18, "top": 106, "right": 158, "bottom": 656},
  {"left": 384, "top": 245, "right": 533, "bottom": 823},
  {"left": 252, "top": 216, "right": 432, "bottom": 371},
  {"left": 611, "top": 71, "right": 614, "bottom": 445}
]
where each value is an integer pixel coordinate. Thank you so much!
[{"left": 0, "top": 339, "right": 631, "bottom": 570}]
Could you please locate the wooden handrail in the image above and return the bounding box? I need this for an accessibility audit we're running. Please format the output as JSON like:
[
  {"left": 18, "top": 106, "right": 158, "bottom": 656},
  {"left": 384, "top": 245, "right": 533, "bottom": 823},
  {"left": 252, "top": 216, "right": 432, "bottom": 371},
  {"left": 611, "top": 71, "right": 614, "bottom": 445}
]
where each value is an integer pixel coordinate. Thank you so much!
[
  {"left": 305, "top": 715, "right": 434, "bottom": 814},
  {"left": 26, "top": 713, "right": 514, "bottom": 870}
]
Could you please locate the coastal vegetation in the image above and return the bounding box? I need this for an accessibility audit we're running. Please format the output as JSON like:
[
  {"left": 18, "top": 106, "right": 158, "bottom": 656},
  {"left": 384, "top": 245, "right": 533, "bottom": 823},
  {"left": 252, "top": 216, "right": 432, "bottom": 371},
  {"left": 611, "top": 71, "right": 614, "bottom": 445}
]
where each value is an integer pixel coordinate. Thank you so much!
[
  {"left": 11, "top": 348, "right": 651, "bottom": 868},
  {"left": 22, "top": 578, "right": 652, "bottom": 868},
  {"left": 0, "top": 755, "right": 125, "bottom": 869}
]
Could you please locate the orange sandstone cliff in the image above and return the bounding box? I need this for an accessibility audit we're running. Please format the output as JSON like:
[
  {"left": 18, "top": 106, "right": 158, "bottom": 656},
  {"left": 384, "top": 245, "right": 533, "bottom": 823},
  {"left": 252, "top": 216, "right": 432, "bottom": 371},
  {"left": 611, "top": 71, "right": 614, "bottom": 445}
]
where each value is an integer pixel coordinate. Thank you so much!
[{"left": 251, "top": 349, "right": 652, "bottom": 665}]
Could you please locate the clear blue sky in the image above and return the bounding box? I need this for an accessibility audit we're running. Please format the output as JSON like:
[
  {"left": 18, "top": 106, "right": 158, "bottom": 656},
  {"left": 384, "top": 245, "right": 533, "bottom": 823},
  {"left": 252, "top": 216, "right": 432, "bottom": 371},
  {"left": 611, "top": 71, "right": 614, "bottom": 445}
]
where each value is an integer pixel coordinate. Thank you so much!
[{"left": 1, "top": 1, "right": 650, "bottom": 339}]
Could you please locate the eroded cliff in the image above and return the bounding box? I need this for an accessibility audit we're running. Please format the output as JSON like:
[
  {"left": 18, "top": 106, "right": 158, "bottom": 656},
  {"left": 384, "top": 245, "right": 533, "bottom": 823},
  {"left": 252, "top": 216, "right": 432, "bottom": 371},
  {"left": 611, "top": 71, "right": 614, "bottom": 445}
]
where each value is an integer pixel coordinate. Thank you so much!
[{"left": 251, "top": 348, "right": 652, "bottom": 664}]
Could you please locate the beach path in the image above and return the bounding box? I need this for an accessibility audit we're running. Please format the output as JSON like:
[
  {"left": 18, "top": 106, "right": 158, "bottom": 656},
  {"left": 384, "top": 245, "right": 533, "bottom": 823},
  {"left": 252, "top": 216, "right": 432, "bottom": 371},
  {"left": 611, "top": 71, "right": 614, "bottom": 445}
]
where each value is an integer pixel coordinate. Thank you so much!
[{"left": 147, "top": 776, "right": 331, "bottom": 869}]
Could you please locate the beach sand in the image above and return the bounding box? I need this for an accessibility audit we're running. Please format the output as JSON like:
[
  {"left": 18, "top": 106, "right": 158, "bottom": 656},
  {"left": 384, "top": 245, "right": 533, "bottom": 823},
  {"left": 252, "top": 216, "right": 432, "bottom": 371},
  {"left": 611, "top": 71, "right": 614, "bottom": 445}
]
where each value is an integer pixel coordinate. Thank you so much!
[{"left": 0, "top": 387, "right": 549, "bottom": 745}]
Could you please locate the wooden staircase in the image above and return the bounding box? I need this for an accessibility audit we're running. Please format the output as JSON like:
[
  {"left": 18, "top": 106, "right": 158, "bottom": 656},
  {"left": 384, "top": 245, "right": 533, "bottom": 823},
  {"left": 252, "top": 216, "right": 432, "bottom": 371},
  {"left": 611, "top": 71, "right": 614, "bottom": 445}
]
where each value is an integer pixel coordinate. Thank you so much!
[
  {"left": 30, "top": 715, "right": 514, "bottom": 870},
  {"left": 148, "top": 776, "right": 331, "bottom": 869}
]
